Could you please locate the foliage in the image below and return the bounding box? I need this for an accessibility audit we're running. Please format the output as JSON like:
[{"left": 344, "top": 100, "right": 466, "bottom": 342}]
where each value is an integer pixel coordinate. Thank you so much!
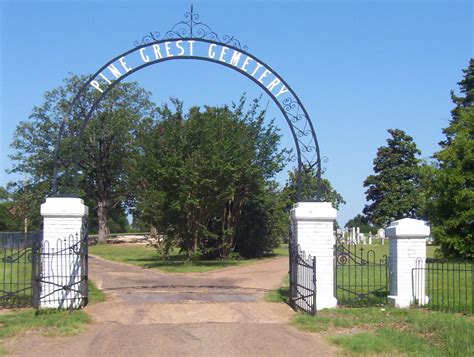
[
  {"left": 133, "top": 97, "right": 288, "bottom": 259},
  {"left": 0, "top": 187, "right": 23, "bottom": 232},
  {"left": 0, "top": 203, "right": 19, "bottom": 232},
  {"left": 363, "top": 129, "right": 424, "bottom": 227},
  {"left": 427, "top": 59, "right": 474, "bottom": 258},
  {"left": 344, "top": 214, "right": 379, "bottom": 234},
  {"left": 450, "top": 58, "right": 474, "bottom": 123},
  {"left": 87, "top": 203, "right": 130, "bottom": 235},
  {"left": 0, "top": 187, "right": 8, "bottom": 200},
  {"left": 234, "top": 183, "right": 288, "bottom": 257},
  {"left": 8, "top": 74, "right": 157, "bottom": 242},
  {"left": 281, "top": 167, "right": 345, "bottom": 210}
]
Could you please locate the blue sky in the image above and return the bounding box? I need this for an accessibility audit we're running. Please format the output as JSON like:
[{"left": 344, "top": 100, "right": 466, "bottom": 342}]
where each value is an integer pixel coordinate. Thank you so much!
[{"left": 0, "top": 0, "right": 472, "bottom": 226}]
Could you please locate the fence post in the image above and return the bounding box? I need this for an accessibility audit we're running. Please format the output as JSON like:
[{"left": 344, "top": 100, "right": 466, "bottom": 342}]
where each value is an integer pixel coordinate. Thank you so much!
[
  {"left": 290, "top": 202, "right": 337, "bottom": 310},
  {"left": 40, "top": 197, "right": 88, "bottom": 309},
  {"left": 386, "top": 218, "right": 430, "bottom": 308}
]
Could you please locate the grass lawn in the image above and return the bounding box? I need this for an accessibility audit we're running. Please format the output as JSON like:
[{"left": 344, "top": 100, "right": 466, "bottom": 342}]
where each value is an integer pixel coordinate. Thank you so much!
[
  {"left": 265, "top": 283, "right": 474, "bottom": 356},
  {"left": 293, "top": 308, "right": 474, "bottom": 356},
  {"left": 265, "top": 276, "right": 289, "bottom": 303},
  {"left": 0, "top": 247, "right": 36, "bottom": 308},
  {"left": 89, "top": 243, "right": 289, "bottom": 273},
  {"left": 0, "top": 281, "right": 106, "bottom": 356}
]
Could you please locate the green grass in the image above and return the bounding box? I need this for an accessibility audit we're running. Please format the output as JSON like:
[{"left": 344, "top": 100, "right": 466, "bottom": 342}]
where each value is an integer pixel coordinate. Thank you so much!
[
  {"left": 422, "top": 260, "right": 473, "bottom": 313},
  {"left": 87, "top": 280, "right": 106, "bottom": 304},
  {"left": 0, "top": 309, "right": 91, "bottom": 356},
  {"left": 271, "top": 243, "right": 289, "bottom": 257},
  {"left": 0, "top": 248, "right": 35, "bottom": 307},
  {"left": 89, "top": 243, "right": 288, "bottom": 273},
  {"left": 292, "top": 307, "right": 474, "bottom": 356},
  {"left": 0, "top": 309, "right": 91, "bottom": 339},
  {"left": 0, "top": 281, "right": 105, "bottom": 355},
  {"left": 335, "top": 244, "right": 390, "bottom": 306},
  {"left": 265, "top": 276, "right": 289, "bottom": 303}
]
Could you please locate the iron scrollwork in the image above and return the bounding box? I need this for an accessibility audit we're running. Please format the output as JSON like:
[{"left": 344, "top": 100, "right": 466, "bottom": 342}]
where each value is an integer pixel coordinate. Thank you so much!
[{"left": 134, "top": 6, "right": 248, "bottom": 51}]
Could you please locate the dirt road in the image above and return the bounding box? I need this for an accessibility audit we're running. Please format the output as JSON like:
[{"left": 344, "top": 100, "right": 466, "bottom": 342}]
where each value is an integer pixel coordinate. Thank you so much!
[{"left": 11, "top": 255, "right": 336, "bottom": 356}]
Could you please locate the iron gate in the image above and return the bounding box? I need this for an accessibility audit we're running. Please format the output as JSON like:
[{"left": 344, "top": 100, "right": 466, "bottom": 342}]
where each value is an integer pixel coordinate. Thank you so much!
[
  {"left": 1, "top": 228, "right": 88, "bottom": 309},
  {"left": 334, "top": 233, "right": 389, "bottom": 306},
  {"left": 38, "top": 229, "right": 89, "bottom": 309},
  {"left": 0, "top": 231, "right": 41, "bottom": 308},
  {"left": 289, "top": 242, "right": 317, "bottom": 315}
]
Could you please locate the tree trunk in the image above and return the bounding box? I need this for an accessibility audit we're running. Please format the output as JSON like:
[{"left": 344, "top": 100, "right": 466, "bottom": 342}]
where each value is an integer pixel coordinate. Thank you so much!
[{"left": 97, "top": 199, "right": 110, "bottom": 244}]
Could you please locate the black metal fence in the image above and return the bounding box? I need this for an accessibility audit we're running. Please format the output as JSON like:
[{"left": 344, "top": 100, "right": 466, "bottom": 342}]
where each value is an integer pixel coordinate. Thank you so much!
[
  {"left": 0, "top": 231, "right": 41, "bottom": 308},
  {"left": 334, "top": 236, "right": 389, "bottom": 306},
  {"left": 412, "top": 258, "right": 473, "bottom": 314},
  {"left": 289, "top": 243, "right": 317, "bottom": 315}
]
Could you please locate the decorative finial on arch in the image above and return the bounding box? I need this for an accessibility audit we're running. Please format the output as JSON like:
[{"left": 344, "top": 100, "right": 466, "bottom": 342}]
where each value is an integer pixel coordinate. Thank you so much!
[
  {"left": 190, "top": 4, "right": 194, "bottom": 36},
  {"left": 133, "top": 6, "right": 248, "bottom": 51}
]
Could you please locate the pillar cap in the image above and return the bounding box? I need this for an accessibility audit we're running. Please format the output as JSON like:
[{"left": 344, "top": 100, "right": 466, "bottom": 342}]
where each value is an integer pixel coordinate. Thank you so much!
[
  {"left": 41, "top": 197, "right": 89, "bottom": 217},
  {"left": 291, "top": 201, "right": 337, "bottom": 221},
  {"left": 385, "top": 218, "right": 430, "bottom": 239}
]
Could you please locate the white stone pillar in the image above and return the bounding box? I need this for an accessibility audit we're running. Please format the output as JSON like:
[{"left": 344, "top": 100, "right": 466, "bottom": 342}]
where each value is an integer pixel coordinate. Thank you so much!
[
  {"left": 386, "top": 218, "right": 430, "bottom": 308},
  {"left": 40, "top": 197, "right": 88, "bottom": 309},
  {"left": 291, "top": 202, "right": 337, "bottom": 310},
  {"left": 351, "top": 227, "right": 355, "bottom": 243}
]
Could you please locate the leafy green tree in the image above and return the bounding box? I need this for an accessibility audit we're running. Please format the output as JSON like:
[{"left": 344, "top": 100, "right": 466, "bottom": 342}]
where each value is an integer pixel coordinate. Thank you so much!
[
  {"left": 235, "top": 183, "right": 288, "bottom": 257},
  {"left": 0, "top": 187, "right": 8, "bottom": 200},
  {"left": 0, "top": 187, "right": 21, "bottom": 231},
  {"left": 0, "top": 203, "right": 19, "bottom": 232},
  {"left": 344, "top": 214, "right": 379, "bottom": 234},
  {"left": 449, "top": 58, "right": 474, "bottom": 124},
  {"left": 134, "top": 97, "right": 288, "bottom": 259},
  {"left": 88, "top": 204, "right": 130, "bottom": 234},
  {"left": 9, "top": 75, "right": 157, "bottom": 242},
  {"left": 363, "top": 129, "right": 423, "bottom": 227},
  {"left": 281, "top": 167, "right": 345, "bottom": 210},
  {"left": 427, "top": 60, "right": 474, "bottom": 258}
]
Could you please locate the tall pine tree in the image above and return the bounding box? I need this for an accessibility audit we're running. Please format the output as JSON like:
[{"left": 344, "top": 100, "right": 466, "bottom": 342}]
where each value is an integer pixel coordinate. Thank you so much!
[
  {"left": 428, "top": 59, "right": 474, "bottom": 258},
  {"left": 363, "top": 129, "right": 423, "bottom": 227}
]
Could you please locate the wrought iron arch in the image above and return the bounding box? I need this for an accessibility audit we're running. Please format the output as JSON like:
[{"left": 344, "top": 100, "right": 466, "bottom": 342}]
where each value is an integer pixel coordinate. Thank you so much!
[{"left": 52, "top": 7, "right": 322, "bottom": 200}]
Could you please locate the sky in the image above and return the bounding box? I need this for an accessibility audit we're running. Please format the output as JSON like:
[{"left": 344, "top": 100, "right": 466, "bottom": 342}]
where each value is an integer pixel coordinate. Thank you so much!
[{"left": 0, "top": 0, "right": 472, "bottom": 226}]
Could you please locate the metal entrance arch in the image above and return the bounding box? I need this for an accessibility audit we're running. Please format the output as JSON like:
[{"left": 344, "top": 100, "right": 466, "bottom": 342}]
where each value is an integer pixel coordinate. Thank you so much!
[{"left": 52, "top": 7, "right": 323, "bottom": 200}]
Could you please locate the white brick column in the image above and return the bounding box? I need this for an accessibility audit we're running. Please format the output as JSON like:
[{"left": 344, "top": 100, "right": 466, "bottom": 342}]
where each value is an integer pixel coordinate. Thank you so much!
[
  {"left": 291, "top": 202, "right": 337, "bottom": 310},
  {"left": 40, "top": 197, "right": 88, "bottom": 308},
  {"left": 386, "top": 218, "right": 430, "bottom": 308}
]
